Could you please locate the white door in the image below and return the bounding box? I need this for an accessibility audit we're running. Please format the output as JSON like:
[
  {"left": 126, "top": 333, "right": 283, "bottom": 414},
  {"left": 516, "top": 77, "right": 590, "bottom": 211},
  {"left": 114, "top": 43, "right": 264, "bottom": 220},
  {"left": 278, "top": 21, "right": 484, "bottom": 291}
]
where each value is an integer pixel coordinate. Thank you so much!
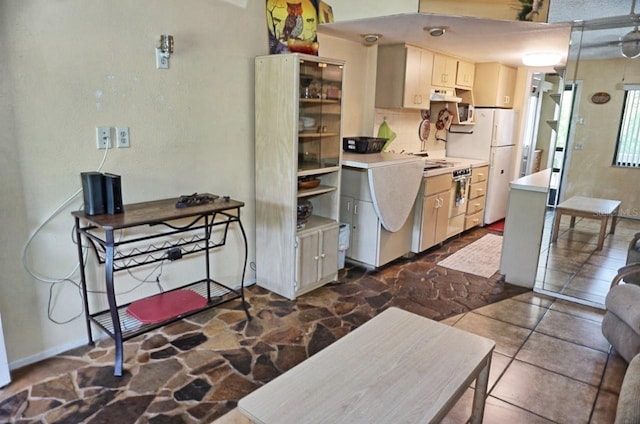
[
  {"left": 0, "top": 314, "right": 10, "bottom": 387},
  {"left": 484, "top": 145, "right": 514, "bottom": 224}
]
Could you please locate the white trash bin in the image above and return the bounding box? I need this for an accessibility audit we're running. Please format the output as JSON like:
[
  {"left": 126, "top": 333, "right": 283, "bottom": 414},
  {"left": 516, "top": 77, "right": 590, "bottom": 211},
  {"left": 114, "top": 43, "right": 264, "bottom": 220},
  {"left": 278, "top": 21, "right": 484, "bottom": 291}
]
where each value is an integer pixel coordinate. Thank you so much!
[{"left": 338, "top": 223, "right": 350, "bottom": 269}]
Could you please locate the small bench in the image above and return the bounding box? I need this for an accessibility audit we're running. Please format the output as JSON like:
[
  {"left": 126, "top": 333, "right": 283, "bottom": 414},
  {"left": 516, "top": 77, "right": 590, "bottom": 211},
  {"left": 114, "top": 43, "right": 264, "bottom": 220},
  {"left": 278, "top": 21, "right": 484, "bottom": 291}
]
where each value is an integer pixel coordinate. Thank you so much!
[{"left": 551, "top": 196, "right": 621, "bottom": 250}]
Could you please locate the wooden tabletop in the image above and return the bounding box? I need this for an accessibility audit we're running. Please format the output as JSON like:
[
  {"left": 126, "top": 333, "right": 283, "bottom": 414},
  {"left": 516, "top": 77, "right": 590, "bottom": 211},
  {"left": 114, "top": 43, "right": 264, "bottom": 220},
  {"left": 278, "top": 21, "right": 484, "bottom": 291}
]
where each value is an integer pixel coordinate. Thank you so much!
[
  {"left": 71, "top": 194, "right": 244, "bottom": 230},
  {"left": 238, "top": 307, "right": 495, "bottom": 424}
]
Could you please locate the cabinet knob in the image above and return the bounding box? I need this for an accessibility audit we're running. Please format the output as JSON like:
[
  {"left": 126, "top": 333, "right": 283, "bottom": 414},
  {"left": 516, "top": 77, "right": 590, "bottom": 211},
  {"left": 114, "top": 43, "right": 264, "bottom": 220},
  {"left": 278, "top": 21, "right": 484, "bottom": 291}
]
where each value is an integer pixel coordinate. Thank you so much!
[
  {"left": 320, "top": 253, "right": 325, "bottom": 258},
  {"left": 314, "top": 256, "right": 319, "bottom": 261}
]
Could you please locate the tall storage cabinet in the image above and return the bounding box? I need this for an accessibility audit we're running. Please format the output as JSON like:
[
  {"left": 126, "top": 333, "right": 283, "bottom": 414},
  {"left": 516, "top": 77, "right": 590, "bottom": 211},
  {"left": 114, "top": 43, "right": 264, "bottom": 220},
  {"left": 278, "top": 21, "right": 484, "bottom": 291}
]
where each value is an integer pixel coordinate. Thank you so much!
[{"left": 255, "top": 54, "right": 344, "bottom": 300}]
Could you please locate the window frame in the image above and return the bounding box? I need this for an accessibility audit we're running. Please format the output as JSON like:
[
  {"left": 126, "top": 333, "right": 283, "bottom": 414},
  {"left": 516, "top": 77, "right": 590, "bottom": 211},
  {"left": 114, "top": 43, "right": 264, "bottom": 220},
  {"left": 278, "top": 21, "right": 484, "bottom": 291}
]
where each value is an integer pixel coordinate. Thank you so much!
[{"left": 613, "top": 88, "right": 640, "bottom": 168}]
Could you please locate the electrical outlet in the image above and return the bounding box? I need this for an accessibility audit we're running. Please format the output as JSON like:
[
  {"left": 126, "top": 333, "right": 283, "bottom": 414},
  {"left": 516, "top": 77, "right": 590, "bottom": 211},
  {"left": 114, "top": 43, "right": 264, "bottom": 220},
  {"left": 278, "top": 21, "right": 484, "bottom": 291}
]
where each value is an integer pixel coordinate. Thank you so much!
[
  {"left": 116, "top": 127, "right": 130, "bottom": 148},
  {"left": 96, "top": 127, "right": 112, "bottom": 149}
]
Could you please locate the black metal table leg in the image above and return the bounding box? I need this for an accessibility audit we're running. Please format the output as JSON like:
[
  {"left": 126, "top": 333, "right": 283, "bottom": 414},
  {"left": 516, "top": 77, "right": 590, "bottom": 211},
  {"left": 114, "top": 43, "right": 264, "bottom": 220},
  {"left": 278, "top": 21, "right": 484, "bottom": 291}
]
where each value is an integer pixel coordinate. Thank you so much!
[
  {"left": 104, "top": 230, "right": 124, "bottom": 376},
  {"left": 237, "top": 214, "right": 251, "bottom": 321},
  {"left": 75, "top": 217, "right": 94, "bottom": 346}
]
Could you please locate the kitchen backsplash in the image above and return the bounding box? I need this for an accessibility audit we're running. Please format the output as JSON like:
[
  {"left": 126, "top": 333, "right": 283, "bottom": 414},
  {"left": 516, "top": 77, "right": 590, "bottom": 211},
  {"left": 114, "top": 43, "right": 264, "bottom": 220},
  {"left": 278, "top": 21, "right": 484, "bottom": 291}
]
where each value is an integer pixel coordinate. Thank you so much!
[{"left": 374, "top": 108, "right": 447, "bottom": 157}]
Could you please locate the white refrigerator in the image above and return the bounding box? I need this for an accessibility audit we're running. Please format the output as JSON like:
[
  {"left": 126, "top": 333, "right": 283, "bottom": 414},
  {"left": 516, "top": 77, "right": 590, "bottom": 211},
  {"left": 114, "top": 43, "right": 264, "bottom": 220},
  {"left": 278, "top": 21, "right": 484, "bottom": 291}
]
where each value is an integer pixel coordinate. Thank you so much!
[{"left": 447, "top": 108, "right": 518, "bottom": 225}]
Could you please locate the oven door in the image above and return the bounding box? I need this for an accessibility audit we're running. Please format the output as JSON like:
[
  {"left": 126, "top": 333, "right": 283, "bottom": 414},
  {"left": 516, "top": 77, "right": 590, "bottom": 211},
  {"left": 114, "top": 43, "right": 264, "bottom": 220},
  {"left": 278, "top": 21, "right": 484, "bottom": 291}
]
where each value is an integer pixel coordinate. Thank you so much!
[{"left": 447, "top": 175, "right": 470, "bottom": 237}]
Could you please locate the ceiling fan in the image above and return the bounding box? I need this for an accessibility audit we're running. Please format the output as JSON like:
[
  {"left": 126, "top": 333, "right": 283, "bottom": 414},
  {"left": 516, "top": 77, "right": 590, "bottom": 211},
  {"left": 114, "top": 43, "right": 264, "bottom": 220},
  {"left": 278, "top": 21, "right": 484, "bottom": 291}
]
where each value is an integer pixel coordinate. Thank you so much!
[{"left": 574, "top": 0, "right": 640, "bottom": 58}]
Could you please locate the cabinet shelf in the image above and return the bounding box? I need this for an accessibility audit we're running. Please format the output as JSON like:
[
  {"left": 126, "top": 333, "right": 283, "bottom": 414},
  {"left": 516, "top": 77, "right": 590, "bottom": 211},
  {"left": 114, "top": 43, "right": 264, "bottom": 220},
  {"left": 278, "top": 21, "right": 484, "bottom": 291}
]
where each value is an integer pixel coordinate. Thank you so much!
[
  {"left": 549, "top": 93, "right": 562, "bottom": 105},
  {"left": 298, "top": 184, "right": 336, "bottom": 198},
  {"left": 298, "top": 132, "right": 339, "bottom": 138},
  {"left": 299, "top": 98, "right": 341, "bottom": 104},
  {"left": 297, "top": 165, "right": 340, "bottom": 177},
  {"left": 297, "top": 215, "right": 337, "bottom": 234}
]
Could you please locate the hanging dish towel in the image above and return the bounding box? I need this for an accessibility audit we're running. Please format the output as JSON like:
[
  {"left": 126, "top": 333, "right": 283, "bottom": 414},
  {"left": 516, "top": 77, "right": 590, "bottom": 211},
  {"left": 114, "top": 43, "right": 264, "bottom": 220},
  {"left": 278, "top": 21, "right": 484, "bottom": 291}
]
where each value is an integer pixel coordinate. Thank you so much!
[
  {"left": 454, "top": 177, "right": 467, "bottom": 207},
  {"left": 377, "top": 120, "right": 397, "bottom": 152}
]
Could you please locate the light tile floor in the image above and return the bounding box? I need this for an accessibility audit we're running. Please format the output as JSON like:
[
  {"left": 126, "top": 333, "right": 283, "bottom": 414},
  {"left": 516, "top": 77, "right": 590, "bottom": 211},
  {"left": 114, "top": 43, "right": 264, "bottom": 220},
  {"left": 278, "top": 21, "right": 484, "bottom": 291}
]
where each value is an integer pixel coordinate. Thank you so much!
[
  {"left": 441, "top": 292, "right": 626, "bottom": 424},
  {"left": 537, "top": 215, "right": 640, "bottom": 307}
]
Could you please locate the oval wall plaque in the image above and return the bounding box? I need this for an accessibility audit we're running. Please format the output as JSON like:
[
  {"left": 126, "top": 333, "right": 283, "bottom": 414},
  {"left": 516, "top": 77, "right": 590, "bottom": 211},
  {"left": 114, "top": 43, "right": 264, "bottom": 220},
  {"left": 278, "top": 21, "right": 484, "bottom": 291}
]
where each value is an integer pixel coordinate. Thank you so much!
[{"left": 591, "top": 92, "right": 611, "bottom": 104}]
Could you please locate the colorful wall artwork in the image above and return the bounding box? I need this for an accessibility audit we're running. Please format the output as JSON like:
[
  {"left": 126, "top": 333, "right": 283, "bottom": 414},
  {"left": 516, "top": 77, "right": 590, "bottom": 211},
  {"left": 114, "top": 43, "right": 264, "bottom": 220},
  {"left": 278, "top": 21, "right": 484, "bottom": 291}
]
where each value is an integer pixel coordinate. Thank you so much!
[{"left": 266, "top": 0, "right": 319, "bottom": 55}]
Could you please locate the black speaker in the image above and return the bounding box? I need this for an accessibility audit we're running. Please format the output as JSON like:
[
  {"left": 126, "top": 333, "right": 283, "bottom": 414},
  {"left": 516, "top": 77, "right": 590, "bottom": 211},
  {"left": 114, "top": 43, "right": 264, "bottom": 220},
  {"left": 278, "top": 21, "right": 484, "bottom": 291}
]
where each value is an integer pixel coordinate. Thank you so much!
[
  {"left": 81, "top": 172, "right": 106, "bottom": 215},
  {"left": 103, "top": 173, "right": 123, "bottom": 215}
]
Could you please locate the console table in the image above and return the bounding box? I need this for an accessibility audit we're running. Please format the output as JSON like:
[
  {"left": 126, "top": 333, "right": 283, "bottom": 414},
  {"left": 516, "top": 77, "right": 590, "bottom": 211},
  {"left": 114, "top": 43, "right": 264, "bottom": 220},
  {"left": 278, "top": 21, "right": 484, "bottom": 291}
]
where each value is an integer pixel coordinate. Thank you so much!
[{"left": 72, "top": 194, "right": 251, "bottom": 376}]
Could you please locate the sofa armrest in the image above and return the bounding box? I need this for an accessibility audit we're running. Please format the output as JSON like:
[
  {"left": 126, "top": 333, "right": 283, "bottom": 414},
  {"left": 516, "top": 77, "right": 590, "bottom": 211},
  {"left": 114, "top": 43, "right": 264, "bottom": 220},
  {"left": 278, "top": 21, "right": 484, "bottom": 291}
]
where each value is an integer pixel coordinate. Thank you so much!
[
  {"left": 610, "top": 263, "right": 640, "bottom": 288},
  {"left": 606, "top": 283, "right": 640, "bottom": 333},
  {"left": 616, "top": 353, "right": 640, "bottom": 423}
]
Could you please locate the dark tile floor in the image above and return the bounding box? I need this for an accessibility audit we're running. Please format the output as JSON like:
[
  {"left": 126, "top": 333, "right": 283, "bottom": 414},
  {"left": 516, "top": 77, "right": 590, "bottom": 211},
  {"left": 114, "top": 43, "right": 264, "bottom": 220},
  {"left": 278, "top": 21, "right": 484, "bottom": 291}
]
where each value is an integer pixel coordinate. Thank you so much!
[{"left": 0, "top": 226, "right": 627, "bottom": 423}]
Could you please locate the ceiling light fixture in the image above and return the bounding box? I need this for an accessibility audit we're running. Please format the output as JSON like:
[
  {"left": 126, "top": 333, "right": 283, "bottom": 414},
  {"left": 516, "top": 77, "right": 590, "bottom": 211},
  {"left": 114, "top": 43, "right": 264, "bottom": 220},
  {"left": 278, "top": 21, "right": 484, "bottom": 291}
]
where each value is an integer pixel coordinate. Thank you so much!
[
  {"left": 621, "top": 27, "right": 640, "bottom": 58},
  {"left": 424, "top": 26, "right": 448, "bottom": 37},
  {"left": 522, "top": 51, "right": 562, "bottom": 67},
  {"left": 361, "top": 34, "right": 381, "bottom": 46}
]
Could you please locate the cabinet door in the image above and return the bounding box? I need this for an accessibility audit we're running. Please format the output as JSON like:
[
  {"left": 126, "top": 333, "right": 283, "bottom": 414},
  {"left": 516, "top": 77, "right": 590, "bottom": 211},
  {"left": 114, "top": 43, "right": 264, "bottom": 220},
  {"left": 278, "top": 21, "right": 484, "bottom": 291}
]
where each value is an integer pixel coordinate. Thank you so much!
[
  {"left": 420, "top": 194, "right": 439, "bottom": 250},
  {"left": 403, "top": 46, "right": 433, "bottom": 108},
  {"left": 434, "top": 191, "right": 451, "bottom": 245},
  {"left": 296, "top": 231, "right": 320, "bottom": 292},
  {"left": 473, "top": 63, "right": 516, "bottom": 108},
  {"left": 456, "top": 60, "right": 475, "bottom": 89},
  {"left": 432, "top": 54, "right": 456, "bottom": 88},
  {"left": 351, "top": 200, "right": 379, "bottom": 265},
  {"left": 496, "top": 65, "right": 516, "bottom": 107},
  {"left": 319, "top": 224, "right": 339, "bottom": 282}
]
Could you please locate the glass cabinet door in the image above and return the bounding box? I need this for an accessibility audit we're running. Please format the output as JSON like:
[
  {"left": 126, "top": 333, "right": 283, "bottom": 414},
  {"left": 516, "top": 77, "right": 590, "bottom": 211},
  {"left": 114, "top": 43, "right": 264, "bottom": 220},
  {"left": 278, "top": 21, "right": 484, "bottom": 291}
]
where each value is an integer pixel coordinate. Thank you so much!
[{"left": 298, "top": 58, "right": 343, "bottom": 172}]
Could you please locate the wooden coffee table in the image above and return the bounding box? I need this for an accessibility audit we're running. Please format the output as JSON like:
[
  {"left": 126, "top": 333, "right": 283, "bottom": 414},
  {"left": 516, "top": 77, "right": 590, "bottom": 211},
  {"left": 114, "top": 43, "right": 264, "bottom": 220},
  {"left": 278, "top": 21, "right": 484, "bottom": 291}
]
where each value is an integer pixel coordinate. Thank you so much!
[
  {"left": 238, "top": 307, "right": 495, "bottom": 424},
  {"left": 551, "top": 196, "right": 621, "bottom": 250}
]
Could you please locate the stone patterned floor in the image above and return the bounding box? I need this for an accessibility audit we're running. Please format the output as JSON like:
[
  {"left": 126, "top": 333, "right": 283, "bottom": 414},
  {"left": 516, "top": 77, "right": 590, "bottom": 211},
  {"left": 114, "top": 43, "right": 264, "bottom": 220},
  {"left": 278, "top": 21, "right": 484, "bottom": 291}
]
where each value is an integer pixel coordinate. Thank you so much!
[{"left": 0, "top": 227, "right": 526, "bottom": 423}]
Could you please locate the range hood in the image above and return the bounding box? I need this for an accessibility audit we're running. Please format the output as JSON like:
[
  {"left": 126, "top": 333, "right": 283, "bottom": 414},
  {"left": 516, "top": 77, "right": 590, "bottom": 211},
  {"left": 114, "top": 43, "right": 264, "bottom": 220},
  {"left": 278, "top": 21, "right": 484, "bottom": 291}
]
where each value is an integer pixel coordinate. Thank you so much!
[{"left": 430, "top": 88, "right": 462, "bottom": 103}]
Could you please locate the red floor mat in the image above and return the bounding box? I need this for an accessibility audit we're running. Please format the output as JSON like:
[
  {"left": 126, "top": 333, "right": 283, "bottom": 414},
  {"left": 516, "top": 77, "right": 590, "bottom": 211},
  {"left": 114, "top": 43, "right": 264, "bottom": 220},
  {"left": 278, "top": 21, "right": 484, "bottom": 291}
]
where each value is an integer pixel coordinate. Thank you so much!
[
  {"left": 487, "top": 219, "right": 505, "bottom": 232},
  {"left": 127, "top": 289, "right": 207, "bottom": 324}
]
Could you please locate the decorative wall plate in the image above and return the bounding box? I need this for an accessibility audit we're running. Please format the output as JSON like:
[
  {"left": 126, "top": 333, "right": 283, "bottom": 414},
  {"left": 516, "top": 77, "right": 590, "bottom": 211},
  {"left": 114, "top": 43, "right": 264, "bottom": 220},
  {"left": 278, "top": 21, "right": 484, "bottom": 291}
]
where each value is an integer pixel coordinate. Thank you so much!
[
  {"left": 591, "top": 92, "right": 611, "bottom": 104},
  {"left": 419, "top": 119, "right": 430, "bottom": 142}
]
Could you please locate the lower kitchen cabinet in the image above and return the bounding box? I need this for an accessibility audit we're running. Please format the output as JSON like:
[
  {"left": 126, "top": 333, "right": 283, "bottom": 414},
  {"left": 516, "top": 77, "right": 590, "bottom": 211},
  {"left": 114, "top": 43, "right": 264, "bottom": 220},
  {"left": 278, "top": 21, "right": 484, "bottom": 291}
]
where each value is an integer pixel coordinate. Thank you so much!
[
  {"left": 412, "top": 174, "right": 451, "bottom": 252},
  {"left": 340, "top": 168, "right": 415, "bottom": 268},
  {"left": 296, "top": 220, "right": 339, "bottom": 293},
  {"left": 465, "top": 166, "right": 488, "bottom": 230},
  {"left": 340, "top": 197, "right": 378, "bottom": 266}
]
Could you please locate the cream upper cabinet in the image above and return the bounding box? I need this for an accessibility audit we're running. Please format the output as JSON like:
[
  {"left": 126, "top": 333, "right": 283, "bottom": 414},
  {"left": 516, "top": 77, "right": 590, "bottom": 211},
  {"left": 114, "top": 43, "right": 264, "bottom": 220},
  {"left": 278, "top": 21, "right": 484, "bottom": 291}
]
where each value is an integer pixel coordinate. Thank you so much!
[
  {"left": 376, "top": 44, "right": 433, "bottom": 109},
  {"left": 431, "top": 54, "right": 457, "bottom": 89},
  {"left": 456, "top": 60, "right": 475, "bottom": 89},
  {"left": 473, "top": 63, "right": 517, "bottom": 108}
]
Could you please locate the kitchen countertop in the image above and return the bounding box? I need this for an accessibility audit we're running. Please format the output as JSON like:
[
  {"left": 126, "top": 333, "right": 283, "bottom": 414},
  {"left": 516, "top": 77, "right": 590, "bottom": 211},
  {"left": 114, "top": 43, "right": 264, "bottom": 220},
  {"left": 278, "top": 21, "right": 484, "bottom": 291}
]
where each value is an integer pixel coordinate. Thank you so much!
[
  {"left": 342, "top": 152, "right": 422, "bottom": 169},
  {"left": 509, "top": 168, "right": 551, "bottom": 192},
  {"left": 342, "top": 152, "right": 488, "bottom": 176}
]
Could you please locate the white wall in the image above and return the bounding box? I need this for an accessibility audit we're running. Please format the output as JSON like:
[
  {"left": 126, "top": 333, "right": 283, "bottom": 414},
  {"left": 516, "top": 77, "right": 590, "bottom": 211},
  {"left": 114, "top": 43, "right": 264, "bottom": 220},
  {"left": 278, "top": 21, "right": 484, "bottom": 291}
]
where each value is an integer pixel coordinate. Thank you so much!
[
  {"left": 0, "top": 1, "right": 373, "bottom": 369},
  {"left": 0, "top": 0, "right": 266, "bottom": 367}
]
